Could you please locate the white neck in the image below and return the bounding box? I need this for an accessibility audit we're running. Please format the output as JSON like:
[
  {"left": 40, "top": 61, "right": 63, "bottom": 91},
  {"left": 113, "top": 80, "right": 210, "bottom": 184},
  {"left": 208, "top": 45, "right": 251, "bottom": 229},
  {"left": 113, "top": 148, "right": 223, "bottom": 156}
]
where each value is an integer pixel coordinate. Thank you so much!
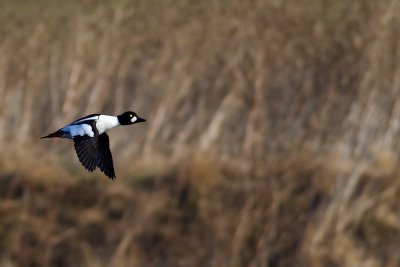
[{"left": 96, "top": 115, "right": 120, "bottom": 134}]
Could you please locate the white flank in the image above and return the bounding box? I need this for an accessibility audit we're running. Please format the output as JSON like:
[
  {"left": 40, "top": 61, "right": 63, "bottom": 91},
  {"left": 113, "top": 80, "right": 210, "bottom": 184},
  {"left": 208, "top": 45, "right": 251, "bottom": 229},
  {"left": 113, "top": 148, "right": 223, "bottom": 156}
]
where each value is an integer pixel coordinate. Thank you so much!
[
  {"left": 131, "top": 116, "right": 137, "bottom": 123},
  {"left": 72, "top": 115, "right": 99, "bottom": 125},
  {"left": 96, "top": 115, "right": 120, "bottom": 134},
  {"left": 63, "top": 124, "right": 94, "bottom": 138}
]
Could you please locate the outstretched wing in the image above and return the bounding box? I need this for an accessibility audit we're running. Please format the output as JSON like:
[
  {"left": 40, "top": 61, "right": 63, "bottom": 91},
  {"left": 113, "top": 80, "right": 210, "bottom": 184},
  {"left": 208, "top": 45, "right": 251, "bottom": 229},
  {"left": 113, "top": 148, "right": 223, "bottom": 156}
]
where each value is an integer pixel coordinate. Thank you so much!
[
  {"left": 96, "top": 133, "right": 116, "bottom": 179},
  {"left": 73, "top": 135, "right": 98, "bottom": 172},
  {"left": 73, "top": 133, "right": 116, "bottom": 179}
]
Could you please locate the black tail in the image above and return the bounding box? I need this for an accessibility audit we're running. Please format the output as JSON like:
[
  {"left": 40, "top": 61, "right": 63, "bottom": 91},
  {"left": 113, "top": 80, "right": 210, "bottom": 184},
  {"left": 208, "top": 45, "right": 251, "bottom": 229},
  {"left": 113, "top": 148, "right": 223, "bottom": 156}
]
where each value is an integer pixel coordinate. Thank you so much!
[{"left": 41, "top": 130, "right": 63, "bottom": 139}]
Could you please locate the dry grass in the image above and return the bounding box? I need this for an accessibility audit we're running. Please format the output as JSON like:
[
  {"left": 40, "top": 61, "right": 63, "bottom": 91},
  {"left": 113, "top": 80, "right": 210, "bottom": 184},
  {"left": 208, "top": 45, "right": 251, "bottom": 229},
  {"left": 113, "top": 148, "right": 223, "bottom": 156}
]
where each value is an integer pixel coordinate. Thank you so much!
[
  {"left": 1, "top": 0, "right": 400, "bottom": 266},
  {"left": 2, "top": 149, "right": 400, "bottom": 266}
]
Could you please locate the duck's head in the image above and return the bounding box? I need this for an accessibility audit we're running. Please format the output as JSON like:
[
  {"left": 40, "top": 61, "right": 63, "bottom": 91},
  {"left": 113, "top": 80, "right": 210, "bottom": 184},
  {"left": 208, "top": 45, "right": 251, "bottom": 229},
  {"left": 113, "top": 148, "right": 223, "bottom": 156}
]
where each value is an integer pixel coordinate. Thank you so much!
[{"left": 117, "top": 111, "right": 146, "bottom": 125}]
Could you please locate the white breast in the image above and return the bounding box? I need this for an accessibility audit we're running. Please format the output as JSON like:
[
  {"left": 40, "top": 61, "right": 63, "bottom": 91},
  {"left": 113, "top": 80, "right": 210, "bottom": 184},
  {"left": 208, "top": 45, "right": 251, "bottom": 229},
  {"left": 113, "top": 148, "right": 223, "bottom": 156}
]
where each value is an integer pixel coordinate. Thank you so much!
[{"left": 96, "top": 115, "right": 120, "bottom": 134}]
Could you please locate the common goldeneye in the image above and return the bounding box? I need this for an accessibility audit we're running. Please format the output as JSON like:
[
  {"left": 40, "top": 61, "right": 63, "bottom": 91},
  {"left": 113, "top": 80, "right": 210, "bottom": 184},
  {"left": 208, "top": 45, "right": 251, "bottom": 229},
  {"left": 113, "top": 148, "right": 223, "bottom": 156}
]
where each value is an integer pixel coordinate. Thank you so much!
[{"left": 41, "top": 111, "right": 146, "bottom": 179}]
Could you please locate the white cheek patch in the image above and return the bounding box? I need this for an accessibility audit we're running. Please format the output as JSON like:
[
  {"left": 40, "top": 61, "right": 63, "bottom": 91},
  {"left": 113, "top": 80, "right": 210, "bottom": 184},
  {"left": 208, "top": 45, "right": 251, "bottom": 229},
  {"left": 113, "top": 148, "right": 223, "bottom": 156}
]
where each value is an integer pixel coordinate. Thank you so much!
[{"left": 131, "top": 116, "right": 137, "bottom": 123}]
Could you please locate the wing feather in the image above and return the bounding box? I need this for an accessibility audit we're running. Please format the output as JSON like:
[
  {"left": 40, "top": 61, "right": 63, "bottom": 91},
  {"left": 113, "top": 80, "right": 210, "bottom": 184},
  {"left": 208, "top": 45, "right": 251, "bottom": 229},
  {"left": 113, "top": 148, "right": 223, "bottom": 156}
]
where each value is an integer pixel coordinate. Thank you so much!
[
  {"left": 73, "top": 135, "right": 97, "bottom": 172},
  {"left": 96, "top": 133, "right": 116, "bottom": 179},
  {"left": 72, "top": 132, "right": 115, "bottom": 179}
]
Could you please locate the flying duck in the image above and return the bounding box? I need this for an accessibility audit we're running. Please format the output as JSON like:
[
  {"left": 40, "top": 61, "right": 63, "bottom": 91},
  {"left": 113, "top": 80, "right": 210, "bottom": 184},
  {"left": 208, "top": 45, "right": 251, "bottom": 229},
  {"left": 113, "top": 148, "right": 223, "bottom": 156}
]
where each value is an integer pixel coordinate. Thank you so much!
[{"left": 41, "top": 111, "right": 146, "bottom": 179}]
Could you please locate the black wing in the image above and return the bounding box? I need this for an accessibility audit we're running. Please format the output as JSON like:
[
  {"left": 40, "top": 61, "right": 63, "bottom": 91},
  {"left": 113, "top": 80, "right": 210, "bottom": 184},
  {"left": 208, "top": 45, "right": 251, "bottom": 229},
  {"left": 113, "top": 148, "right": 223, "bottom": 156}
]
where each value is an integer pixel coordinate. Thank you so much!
[
  {"left": 73, "top": 135, "right": 98, "bottom": 172},
  {"left": 96, "top": 133, "right": 116, "bottom": 179}
]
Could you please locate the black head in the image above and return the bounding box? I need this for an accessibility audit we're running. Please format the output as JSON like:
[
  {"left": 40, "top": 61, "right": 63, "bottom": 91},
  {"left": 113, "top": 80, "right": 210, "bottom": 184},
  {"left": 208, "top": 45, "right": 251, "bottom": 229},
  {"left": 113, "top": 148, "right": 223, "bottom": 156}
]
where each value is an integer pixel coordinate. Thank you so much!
[{"left": 117, "top": 111, "right": 146, "bottom": 125}]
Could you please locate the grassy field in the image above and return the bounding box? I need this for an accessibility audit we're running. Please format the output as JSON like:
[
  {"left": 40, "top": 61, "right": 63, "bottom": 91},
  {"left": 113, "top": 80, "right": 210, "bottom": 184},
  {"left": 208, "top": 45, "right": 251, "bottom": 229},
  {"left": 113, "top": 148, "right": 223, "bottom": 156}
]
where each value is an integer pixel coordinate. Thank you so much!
[{"left": 1, "top": 0, "right": 400, "bottom": 266}]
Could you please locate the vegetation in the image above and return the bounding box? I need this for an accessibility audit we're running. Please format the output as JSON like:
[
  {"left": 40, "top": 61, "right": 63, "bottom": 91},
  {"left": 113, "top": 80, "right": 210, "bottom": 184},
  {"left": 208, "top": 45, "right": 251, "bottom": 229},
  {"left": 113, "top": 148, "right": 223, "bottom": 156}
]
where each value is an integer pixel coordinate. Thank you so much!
[{"left": 1, "top": 0, "right": 400, "bottom": 266}]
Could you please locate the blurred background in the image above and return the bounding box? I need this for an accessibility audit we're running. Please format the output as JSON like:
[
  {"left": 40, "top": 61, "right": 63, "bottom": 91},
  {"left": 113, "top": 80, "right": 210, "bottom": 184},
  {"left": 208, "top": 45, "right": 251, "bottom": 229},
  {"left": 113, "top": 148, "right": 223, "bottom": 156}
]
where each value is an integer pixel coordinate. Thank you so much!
[{"left": 1, "top": 0, "right": 400, "bottom": 266}]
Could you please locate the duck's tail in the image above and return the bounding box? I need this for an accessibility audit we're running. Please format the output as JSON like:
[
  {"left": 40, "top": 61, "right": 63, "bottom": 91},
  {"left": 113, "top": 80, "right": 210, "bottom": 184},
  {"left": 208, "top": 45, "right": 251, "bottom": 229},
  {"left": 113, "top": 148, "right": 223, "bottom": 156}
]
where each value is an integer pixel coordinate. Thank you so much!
[{"left": 41, "top": 130, "right": 63, "bottom": 139}]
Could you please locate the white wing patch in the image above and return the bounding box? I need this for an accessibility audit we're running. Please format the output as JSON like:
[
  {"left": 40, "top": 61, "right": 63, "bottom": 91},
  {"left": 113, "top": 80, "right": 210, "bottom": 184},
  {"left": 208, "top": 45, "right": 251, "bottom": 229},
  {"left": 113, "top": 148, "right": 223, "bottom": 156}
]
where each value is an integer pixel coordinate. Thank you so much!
[
  {"left": 131, "top": 116, "right": 137, "bottom": 123},
  {"left": 63, "top": 124, "right": 94, "bottom": 137}
]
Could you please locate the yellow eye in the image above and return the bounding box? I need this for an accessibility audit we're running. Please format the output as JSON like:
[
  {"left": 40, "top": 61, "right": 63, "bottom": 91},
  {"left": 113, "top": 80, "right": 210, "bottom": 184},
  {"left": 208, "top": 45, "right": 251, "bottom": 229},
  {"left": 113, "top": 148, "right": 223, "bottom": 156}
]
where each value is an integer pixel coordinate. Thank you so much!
[{"left": 130, "top": 114, "right": 133, "bottom": 117}]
